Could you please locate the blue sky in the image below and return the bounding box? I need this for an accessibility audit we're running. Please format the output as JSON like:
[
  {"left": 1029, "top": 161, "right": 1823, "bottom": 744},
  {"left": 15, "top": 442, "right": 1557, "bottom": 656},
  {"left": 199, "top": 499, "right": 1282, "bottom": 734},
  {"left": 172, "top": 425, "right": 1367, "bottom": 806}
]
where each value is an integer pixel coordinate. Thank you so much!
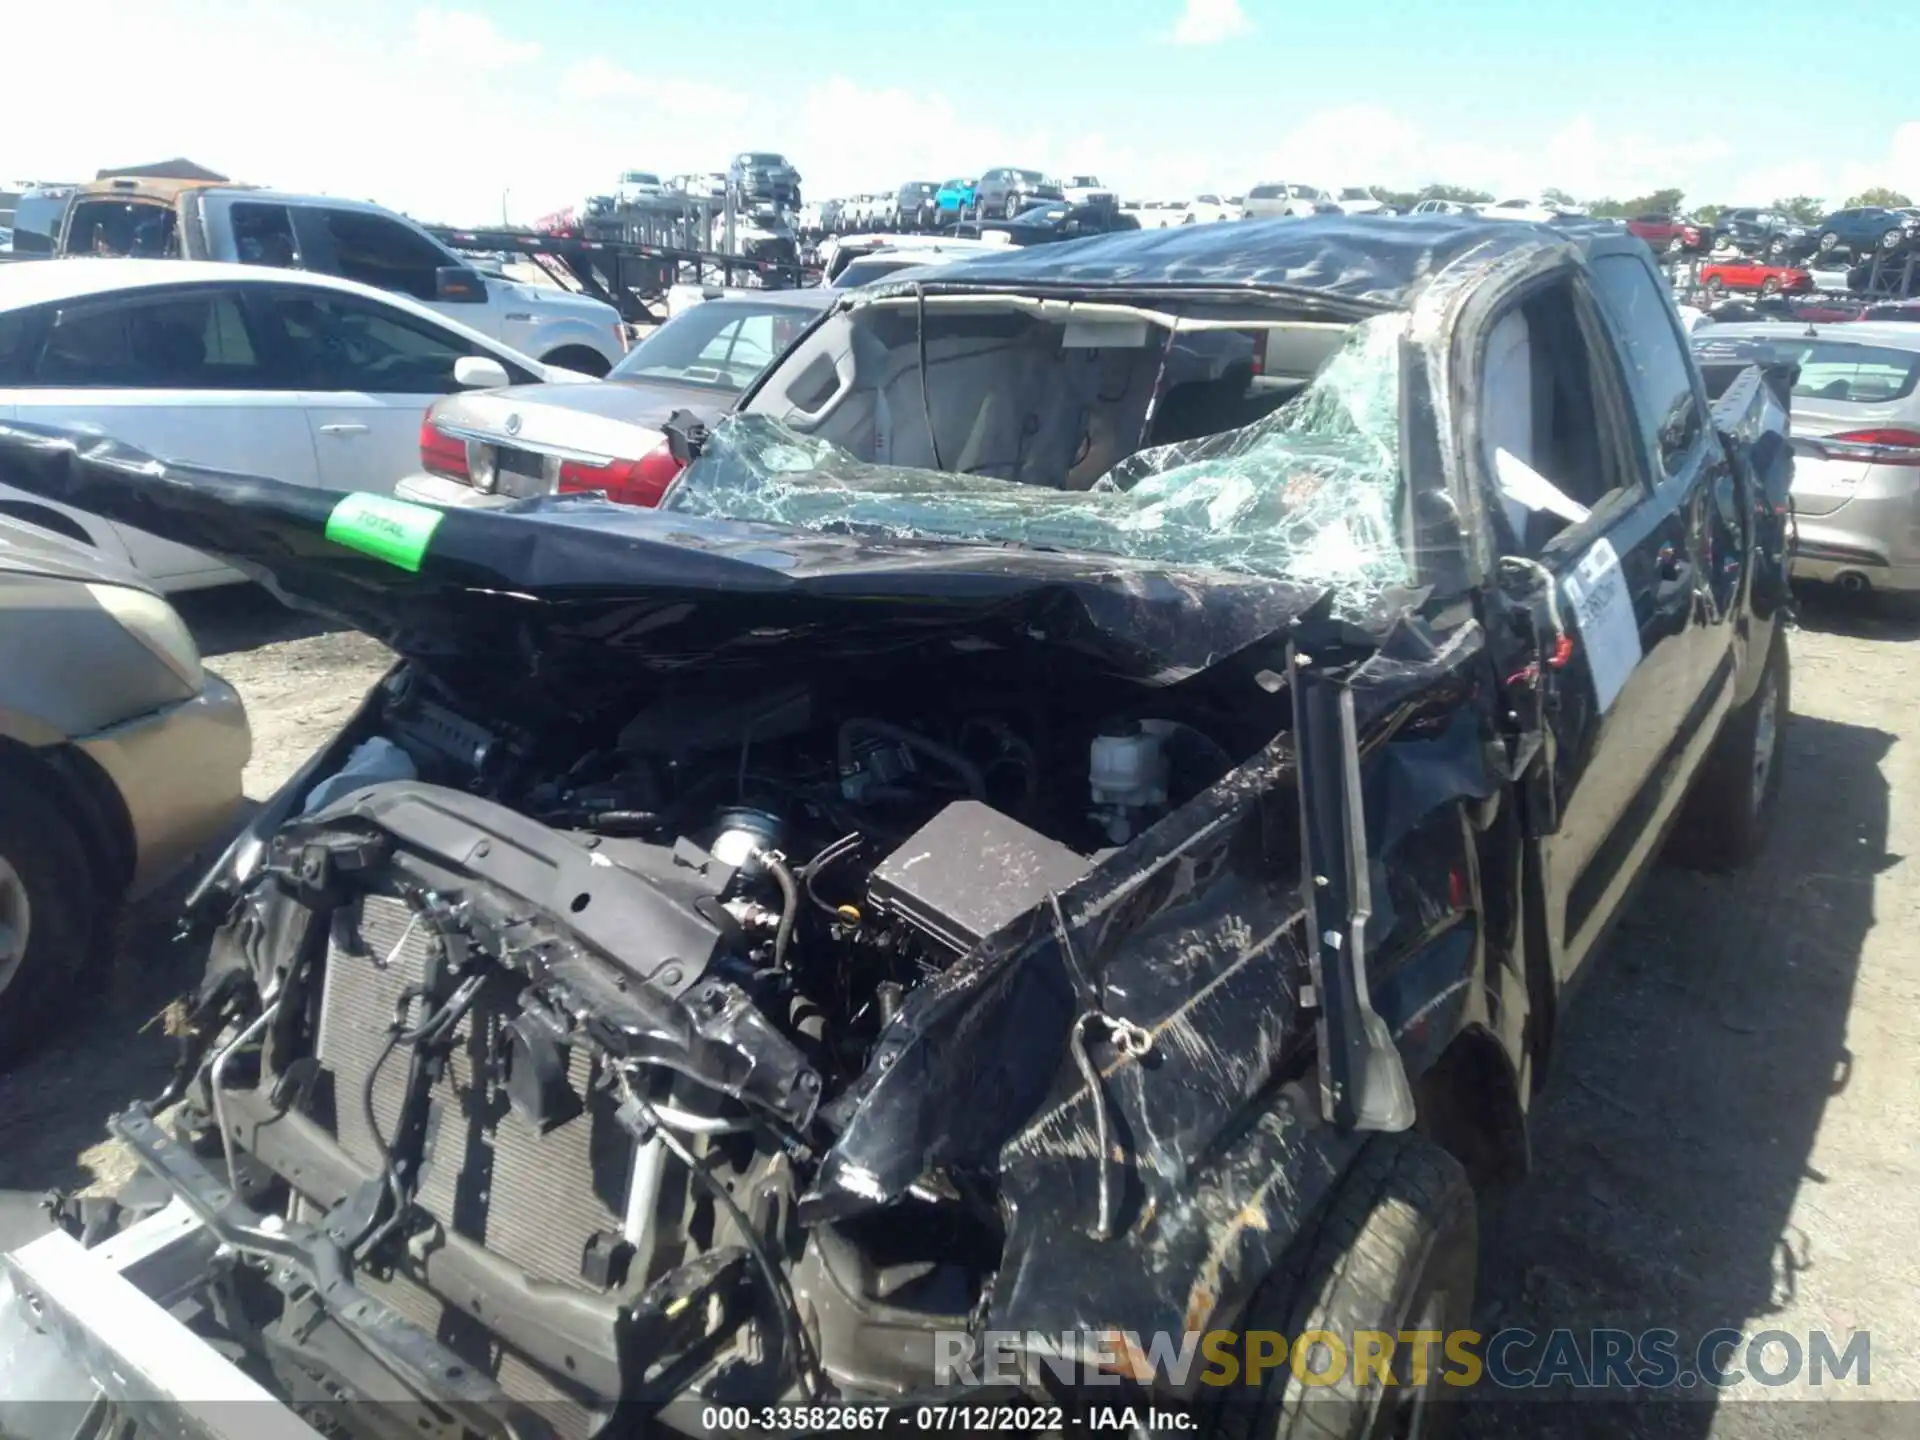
[{"left": 10, "top": 0, "right": 1918, "bottom": 224}]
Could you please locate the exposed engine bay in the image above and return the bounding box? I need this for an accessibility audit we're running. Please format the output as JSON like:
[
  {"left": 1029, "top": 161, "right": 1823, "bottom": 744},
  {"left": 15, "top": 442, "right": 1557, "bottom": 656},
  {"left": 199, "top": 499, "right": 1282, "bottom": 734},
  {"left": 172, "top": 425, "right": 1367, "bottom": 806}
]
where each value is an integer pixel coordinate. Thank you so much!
[{"left": 152, "top": 647, "right": 1278, "bottom": 1435}]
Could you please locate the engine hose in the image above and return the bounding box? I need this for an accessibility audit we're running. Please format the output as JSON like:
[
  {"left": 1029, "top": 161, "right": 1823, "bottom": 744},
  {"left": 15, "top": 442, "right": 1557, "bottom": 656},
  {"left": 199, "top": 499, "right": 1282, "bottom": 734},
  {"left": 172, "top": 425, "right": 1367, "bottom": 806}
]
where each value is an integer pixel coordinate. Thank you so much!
[
  {"left": 1069, "top": 1009, "right": 1155, "bottom": 1243},
  {"left": 355, "top": 970, "right": 487, "bottom": 1255},
  {"left": 836, "top": 718, "right": 986, "bottom": 799},
  {"left": 760, "top": 849, "right": 800, "bottom": 971},
  {"left": 210, "top": 984, "right": 283, "bottom": 1193},
  {"left": 801, "top": 835, "right": 863, "bottom": 916}
]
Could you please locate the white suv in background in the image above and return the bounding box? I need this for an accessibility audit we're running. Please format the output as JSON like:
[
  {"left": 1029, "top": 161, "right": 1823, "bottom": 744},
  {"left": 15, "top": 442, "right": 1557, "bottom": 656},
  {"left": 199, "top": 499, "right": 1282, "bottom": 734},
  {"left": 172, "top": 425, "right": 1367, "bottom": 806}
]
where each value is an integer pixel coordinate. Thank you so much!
[
  {"left": 1181, "top": 194, "right": 1237, "bottom": 225},
  {"left": 1240, "top": 183, "right": 1341, "bottom": 220},
  {"left": 1063, "top": 176, "right": 1118, "bottom": 209},
  {"left": 1482, "top": 196, "right": 1589, "bottom": 223},
  {"left": 1334, "top": 186, "right": 1393, "bottom": 216}
]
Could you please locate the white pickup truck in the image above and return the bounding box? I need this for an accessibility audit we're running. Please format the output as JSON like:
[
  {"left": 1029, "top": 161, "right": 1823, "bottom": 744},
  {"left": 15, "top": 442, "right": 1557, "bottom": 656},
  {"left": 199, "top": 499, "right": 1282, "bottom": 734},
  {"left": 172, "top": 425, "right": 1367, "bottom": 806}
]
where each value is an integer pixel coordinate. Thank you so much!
[{"left": 54, "top": 178, "right": 629, "bottom": 374}]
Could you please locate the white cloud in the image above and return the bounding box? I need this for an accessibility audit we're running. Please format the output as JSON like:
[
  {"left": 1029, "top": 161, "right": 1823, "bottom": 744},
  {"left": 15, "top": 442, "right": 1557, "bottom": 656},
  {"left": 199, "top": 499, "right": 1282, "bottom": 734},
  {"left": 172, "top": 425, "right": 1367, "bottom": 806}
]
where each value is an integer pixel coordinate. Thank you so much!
[
  {"left": 1172, "top": 0, "right": 1251, "bottom": 46},
  {"left": 1247, "top": 104, "right": 1757, "bottom": 205},
  {"left": 411, "top": 8, "right": 540, "bottom": 71},
  {"left": 1728, "top": 122, "right": 1920, "bottom": 207},
  {"left": 560, "top": 58, "right": 743, "bottom": 114}
]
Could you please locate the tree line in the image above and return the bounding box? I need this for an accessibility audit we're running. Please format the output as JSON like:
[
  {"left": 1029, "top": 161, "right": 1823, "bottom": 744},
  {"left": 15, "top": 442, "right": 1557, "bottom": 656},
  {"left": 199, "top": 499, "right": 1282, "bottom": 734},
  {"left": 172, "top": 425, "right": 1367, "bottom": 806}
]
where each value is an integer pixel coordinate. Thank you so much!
[{"left": 1368, "top": 184, "right": 1913, "bottom": 223}]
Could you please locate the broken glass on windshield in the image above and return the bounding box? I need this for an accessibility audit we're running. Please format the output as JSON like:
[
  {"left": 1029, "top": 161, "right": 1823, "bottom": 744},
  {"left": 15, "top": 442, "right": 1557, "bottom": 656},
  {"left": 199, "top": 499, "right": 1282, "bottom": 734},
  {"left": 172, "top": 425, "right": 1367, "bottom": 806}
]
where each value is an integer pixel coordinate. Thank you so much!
[{"left": 665, "top": 312, "right": 1413, "bottom": 617}]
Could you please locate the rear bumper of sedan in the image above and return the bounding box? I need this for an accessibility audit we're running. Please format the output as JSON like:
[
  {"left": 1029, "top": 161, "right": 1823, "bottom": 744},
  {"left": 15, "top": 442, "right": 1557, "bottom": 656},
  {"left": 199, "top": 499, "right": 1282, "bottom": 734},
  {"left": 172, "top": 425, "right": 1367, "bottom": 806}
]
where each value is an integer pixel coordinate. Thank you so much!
[
  {"left": 1790, "top": 479, "right": 1920, "bottom": 593},
  {"left": 74, "top": 672, "right": 250, "bottom": 897},
  {"left": 1792, "top": 547, "right": 1920, "bottom": 593},
  {"left": 393, "top": 473, "right": 514, "bottom": 510}
]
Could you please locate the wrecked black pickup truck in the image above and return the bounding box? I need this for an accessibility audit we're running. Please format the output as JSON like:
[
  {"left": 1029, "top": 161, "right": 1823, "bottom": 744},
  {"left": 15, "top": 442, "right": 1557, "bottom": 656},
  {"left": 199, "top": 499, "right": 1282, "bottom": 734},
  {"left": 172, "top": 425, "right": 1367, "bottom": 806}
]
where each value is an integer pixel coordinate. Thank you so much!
[{"left": 0, "top": 217, "right": 1797, "bottom": 1440}]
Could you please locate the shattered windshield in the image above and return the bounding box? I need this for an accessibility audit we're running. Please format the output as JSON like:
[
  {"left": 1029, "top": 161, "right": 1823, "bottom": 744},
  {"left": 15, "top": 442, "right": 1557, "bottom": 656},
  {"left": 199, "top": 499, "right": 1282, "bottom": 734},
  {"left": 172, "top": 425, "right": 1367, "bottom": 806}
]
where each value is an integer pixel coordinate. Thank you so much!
[{"left": 665, "top": 313, "right": 1412, "bottom": 617}]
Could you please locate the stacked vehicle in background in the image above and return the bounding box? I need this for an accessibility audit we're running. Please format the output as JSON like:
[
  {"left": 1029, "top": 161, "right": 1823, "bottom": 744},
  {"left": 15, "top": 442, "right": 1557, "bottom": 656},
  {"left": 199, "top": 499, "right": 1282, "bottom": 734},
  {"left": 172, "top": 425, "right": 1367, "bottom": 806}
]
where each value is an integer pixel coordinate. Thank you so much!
[
  {"left": 971, "top": 168, "right": 1065, "bottom": 220},
  {"left": 1626, "top": 211, "right": 1715, "bottom": 255}
]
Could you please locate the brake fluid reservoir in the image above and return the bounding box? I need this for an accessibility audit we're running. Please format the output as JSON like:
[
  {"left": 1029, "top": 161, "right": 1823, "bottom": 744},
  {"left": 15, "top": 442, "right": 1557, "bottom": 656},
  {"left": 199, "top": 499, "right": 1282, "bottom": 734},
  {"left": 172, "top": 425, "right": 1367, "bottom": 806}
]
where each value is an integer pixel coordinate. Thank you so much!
[{"left": 1089, "top": 723, "right": 1169, "bottom": 809}]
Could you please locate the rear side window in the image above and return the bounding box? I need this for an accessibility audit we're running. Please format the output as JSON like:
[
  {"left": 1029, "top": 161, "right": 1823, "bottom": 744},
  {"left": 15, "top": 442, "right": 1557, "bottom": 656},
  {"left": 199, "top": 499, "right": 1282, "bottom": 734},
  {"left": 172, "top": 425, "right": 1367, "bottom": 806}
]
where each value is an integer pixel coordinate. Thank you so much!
[
  {"left": 27, "top": 288, "right": 267, "bottom": 389},
  {"left": 1781, "top": 342, "right": 1920, "bottom": 404},
  {"left": 64, "top": 200, "right": 179, "bottom": 258},
  {"left": 1248, "top": 185, "right": 1285, "bottom": 200},
  {"left": 833, "top": 256, "right": 927, "bottom": 288},
  {"left": 1588, "top": 254, "right": 1703, "bottom": 475},
  {"left": 230, "top": 203, "right": 300, "bottom": 267},
  {"left": 612, "top": 302, "right": 812, "bottom": 391},
  {"left": 316, "top": 209, "right": 449, "bottom": 301}
]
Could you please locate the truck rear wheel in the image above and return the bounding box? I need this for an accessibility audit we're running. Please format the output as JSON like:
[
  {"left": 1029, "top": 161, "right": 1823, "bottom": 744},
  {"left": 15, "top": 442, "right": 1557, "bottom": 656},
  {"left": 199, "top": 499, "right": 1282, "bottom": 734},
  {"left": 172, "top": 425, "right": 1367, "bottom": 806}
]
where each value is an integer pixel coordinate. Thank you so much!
[
  {"left": 1668, "top": 625, "right": 1789, "bottom": 872},
  {"left": 1214, "top": 1134, "right": 1477, "bottom": 1440}
]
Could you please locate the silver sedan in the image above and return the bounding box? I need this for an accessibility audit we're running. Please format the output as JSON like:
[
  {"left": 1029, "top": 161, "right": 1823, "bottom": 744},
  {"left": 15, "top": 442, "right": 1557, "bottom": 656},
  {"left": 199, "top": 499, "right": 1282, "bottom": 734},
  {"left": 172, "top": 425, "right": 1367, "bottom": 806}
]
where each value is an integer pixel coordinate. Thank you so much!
[
  {"left": 1703, "top": 321, "right": 1920, "bottom": 596},
  {"left": 0, "top": 513, "right": 249, "bottom": 1055},
  {"left": 397, "top": 289, "right": 835, "bottom": 511}
]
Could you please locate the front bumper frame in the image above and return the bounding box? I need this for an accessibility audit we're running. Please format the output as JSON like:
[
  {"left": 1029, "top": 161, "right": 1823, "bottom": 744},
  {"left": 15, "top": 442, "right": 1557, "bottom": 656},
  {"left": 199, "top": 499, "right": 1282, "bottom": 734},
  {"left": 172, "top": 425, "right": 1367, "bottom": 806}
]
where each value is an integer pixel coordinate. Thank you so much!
[
  {"left": 23, "top": 1104, "right": 563, "bottom": 1440},
  {"left": 0, "top": 1200, "right": 324, "bottom": 1440}
]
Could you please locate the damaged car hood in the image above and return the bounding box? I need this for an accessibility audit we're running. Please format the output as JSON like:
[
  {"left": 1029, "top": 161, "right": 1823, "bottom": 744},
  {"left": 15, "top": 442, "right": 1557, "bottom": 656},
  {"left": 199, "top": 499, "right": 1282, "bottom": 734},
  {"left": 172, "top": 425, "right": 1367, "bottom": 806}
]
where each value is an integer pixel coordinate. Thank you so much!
[{"left": 0, "top": 425, "right": 1327, "bottom": 706}]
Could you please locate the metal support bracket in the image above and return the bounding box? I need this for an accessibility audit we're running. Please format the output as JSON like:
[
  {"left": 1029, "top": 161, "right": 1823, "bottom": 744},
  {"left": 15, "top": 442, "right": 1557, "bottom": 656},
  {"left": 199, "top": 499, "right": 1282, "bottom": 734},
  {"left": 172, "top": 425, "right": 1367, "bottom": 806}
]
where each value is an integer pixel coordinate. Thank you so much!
[
  {"left": 1, "top": 1204, "right": 324, "bottom": 1440},
  {"left": 1290, "top": 641, "right": 1416, "bottom": 1132}
]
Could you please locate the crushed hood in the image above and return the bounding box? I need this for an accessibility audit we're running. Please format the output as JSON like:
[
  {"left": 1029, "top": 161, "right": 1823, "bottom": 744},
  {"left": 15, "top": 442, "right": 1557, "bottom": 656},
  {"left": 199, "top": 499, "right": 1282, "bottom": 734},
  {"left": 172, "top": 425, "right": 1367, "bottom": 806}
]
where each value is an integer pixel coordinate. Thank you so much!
[{"left": 0, "top": 424, "right": 1326, "bottom": 712}]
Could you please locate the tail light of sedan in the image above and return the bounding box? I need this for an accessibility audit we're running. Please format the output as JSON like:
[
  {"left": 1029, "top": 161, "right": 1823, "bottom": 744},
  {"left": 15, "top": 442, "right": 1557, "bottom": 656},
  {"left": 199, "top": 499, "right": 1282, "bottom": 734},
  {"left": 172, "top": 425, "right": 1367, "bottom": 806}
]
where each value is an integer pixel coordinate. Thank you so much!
[
  {"left": 556, "top": 440, "right": 685, "bottom": 507},
  {"left": 419, "top": 415, "right": 471, "bottom": 484},
  {"left": 1818, "top": 428, "right": 1920, "bottom": 467}
]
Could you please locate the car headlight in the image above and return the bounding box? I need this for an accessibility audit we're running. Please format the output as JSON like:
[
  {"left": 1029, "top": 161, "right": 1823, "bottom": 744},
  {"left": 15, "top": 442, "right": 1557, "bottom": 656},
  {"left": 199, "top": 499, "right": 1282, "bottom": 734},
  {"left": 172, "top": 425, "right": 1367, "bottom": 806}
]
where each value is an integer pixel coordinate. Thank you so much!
[{"left": 86, "top": 582, "right": 204, "bottom": 691}]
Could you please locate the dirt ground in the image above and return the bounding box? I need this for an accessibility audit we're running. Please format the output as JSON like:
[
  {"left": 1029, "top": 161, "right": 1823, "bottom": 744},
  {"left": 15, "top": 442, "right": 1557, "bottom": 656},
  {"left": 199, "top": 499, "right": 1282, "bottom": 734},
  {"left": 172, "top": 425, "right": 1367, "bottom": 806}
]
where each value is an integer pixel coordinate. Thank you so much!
[{"left": 1, "top": 583, "right": 1916, "bottom": 1435}]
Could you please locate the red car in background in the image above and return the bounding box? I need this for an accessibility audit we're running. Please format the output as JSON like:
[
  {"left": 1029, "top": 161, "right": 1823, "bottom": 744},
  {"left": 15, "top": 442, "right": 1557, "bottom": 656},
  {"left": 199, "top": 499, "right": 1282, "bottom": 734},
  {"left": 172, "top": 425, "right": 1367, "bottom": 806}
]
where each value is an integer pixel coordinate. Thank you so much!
[
  {"left": 1627, "top": 212, "right": 1713, "bottom": 254},
  {"left": 1701, "top": 257, "right": 1814, "bottom": 296}
]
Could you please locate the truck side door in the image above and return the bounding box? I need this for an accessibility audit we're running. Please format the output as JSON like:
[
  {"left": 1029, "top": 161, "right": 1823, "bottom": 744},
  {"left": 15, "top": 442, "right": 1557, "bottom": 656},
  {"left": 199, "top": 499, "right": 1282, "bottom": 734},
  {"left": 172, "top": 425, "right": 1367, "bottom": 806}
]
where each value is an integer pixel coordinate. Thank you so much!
[
  {"left": 1586, "top": 249, "right": 1742, "bottom": 742},
  {"left": 1478, "top": 268, "right": 1708, "bottom": 989}
]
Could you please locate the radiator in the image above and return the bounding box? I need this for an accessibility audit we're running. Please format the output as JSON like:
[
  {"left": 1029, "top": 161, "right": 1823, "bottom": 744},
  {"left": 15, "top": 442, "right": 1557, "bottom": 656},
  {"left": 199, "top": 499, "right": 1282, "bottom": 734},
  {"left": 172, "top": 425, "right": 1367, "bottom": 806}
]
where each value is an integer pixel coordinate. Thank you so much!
[{"left": 313, "top": 894, "right": 634, "bottom": 1294}]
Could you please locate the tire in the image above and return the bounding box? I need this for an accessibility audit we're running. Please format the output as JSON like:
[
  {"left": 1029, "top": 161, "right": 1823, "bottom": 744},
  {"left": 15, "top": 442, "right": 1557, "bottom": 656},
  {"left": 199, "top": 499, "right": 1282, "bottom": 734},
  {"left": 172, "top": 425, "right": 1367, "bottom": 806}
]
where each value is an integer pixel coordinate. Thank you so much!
[
  {"left": 1667, "top": 235, "right": 1685, "bottom": 255},
  {"left": 1214, "top": 1134, "right": 1476, "bottom": 1440},
  {"left": 1760, "top": 276, "right": 1781, "bottom": 296},
  {"left": 1883, "top": 229, "right": 1906, "bottom": 251},
  {"left": 1767, "top": 238, "right": 1786, "bottom": 260},
  {"left": 1667, "top": 626, "right": 1789, "bottom": 872},
  {"left": 1817, "top": 231, "right": 1839, "bottom": 253},
  {"left": 1705, "top": 276, "right": 1726, "bottom": 297},
  {"left": 0, "top": 779, "right": 100, "bottom": 1058},
  {"left": 539, "top": 345, "right": 612, "bottom": 378},
  {"left": 1004, "top": 195, "right": 1021, "bottom": 220}
]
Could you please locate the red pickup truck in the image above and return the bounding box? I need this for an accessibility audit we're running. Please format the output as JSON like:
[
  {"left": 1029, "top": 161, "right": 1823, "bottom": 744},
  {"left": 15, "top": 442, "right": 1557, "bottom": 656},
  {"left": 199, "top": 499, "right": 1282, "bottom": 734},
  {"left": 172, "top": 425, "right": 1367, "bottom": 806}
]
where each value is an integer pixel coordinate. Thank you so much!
[{"left": 1626, "top": 212, "right": 1713, "bottom": 254}]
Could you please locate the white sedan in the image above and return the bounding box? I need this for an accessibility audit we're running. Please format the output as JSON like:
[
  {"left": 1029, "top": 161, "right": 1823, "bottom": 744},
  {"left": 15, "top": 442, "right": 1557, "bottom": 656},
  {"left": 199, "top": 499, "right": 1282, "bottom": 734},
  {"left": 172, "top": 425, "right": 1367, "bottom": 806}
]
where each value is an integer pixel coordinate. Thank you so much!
[{"left": 0, "top": 259, "right": 563, "bottom": 591}]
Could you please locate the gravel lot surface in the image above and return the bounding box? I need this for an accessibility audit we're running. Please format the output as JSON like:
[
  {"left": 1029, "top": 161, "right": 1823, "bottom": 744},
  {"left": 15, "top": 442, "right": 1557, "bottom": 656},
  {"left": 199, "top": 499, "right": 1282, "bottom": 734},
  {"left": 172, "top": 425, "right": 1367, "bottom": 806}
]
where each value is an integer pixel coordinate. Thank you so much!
[{"left": 2, "top": 583, "right": 1915, "bottom": 1436}]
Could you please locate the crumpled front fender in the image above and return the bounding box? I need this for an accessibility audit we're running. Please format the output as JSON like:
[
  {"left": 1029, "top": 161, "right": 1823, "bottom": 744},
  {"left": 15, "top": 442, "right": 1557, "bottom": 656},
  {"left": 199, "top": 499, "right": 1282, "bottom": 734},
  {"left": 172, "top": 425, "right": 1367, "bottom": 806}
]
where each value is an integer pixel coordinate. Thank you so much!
[{"left": 991, "top": 1077, "right": 1364, "bottom": 1387}]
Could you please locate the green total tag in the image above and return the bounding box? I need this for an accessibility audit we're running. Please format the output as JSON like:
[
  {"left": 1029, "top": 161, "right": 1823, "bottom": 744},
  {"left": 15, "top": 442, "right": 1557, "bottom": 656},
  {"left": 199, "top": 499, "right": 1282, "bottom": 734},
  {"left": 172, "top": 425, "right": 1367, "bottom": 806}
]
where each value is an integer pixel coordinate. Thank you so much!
[{"left": 323, "top": 492, "right": 445, "bottom": 573}]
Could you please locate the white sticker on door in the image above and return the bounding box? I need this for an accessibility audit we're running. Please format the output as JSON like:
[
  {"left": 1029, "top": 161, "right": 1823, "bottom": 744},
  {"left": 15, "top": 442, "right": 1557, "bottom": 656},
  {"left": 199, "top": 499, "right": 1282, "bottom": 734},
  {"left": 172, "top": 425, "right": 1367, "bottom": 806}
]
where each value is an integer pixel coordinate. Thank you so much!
[{"left": 1562, "top": 537, "right": 1642, "bottom": 714}]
